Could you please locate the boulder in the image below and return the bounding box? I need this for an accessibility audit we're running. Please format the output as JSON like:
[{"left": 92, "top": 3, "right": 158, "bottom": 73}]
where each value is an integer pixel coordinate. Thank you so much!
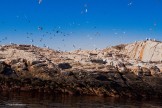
[
  {"left": 58, "top": 63, "right": 72, "bottom": 70},
  {"left": 0, "top": 61, "right": 14, "bottom": 76}
]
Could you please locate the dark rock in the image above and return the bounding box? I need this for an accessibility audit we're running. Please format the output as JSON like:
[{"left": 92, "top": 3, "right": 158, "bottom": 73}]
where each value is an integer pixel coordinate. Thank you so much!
[
  {"left": 0, "top": 62, "right": 14, "bottom": 75},
  {"left": 58, "top": 63, "right": 72, "bottom": 70},
  {"left": 90, "top": 59, "right": 107, "bottom": 64},
  {"left": 95, "top": 74, "right": 109, "bottom": 81}
]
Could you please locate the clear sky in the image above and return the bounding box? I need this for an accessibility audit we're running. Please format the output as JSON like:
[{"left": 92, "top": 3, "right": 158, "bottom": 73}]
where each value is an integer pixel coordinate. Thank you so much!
[{"left": 0, "top": 0, "right": 162, "bottom": 51}]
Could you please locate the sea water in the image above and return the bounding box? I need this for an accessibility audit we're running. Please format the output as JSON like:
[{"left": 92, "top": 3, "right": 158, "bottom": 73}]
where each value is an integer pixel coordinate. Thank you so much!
[{"left": 0, "top": 92, "right": 162, "bottom": 108}]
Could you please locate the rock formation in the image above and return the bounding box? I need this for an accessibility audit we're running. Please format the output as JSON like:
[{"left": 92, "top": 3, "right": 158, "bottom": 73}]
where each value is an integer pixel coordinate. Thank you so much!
[
  {"left": 121, "top": 40, "right": 162, "bottom": 62},
  {"left": 0, "top": 40, "right": 162, "bottom": 98}
]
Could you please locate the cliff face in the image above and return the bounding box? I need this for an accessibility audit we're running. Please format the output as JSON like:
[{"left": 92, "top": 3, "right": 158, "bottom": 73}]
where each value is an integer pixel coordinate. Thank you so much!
[
  {"left": 0, "top": 41, "right": 162, "bottom": 98},
  {"left": 122, "top": 40, "right": 162, "bottom": 62}
]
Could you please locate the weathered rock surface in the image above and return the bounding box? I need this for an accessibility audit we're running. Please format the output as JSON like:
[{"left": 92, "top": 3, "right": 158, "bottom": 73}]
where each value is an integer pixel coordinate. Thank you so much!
[
  {"left": 0, "top": 41, "right": 162, "bottom": 99},
  {"left": 121, "top": 40, "right": 162, "bottom": 62}
]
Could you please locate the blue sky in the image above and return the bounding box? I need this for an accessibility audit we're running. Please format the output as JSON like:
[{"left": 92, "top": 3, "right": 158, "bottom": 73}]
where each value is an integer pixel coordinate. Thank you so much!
[{"left": 0, "top": 0, "right": 162, "bottom": 51}]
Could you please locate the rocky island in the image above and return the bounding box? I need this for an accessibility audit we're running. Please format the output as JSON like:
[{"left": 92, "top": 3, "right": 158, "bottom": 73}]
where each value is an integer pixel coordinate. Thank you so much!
[{"left": 0, "top": 40, "right": 162, "bottom": 99}]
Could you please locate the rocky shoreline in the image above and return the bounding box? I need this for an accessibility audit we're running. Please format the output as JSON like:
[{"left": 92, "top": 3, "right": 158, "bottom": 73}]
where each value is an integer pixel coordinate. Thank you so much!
[{"left": 0, "top": 40, "right": 162, "bottom": 99}]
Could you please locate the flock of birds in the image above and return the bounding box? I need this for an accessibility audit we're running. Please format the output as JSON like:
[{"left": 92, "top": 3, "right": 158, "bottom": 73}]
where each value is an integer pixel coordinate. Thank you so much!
[
  {"left": 0, "top": 0, "right": 95, "bottom": 51},
  {"left": 0, "top": 0, "right": 160, "bottom": 51},
  {"left": 0, "top": 0, "right": 91, "bottom": 50}
]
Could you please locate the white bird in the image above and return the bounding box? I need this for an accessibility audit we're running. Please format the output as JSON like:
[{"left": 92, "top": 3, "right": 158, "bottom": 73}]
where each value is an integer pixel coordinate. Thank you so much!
[
  {"left": 128, "top": 2, "right": 132, "bottom": 6},
  {"left": 85, "top": 9, "right": 88, "bottom": 13},
  {"left": 38, "top": 0, "right": 42, "bottom": 4},
  {"left": 30, "top": 39, "right": 34, "bottom": 42}
]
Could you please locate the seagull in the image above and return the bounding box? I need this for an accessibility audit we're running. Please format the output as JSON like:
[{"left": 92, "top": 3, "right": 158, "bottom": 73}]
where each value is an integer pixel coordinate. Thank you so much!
[
  {"left": 38, "top": 26, "right": 43, "bottom": 31},
  {"left": 85, "top": 9, "right": 88, "bottom": 13},
  {"left": 30, "top": 39, "right": 34, "bottom": 42},
  {"left": 40, "top": 38, "right": 43, "bottom": 42},
  {"left": 38, "top": 0, "right": 42, "bottom": 4},
  {"left": 128, "top": 2, "right": 133, "bottom": 6}
]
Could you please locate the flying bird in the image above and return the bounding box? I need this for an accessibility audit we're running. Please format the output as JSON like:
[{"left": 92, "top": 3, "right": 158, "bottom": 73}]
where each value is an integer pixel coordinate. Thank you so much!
[
  {"left": 38, "top": 0, "right": 42, "bottom": 4},
  {"left": 128, "top": 2, "right": 133, "bottom": 6},
  {"left": 38, "top": 26, "right": 43, "bottom": 31},
  {"left": 85, "top": 9, "right": 88, "bottom": 13},
  {"left": 30, "top": 39, "right": 34, "bottom": 42}
]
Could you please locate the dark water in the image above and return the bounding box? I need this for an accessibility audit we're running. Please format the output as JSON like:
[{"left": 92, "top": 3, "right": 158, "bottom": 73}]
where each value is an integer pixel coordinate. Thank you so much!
[{"left": 0, "top": 92, "right": 162, "bottom": 108}]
